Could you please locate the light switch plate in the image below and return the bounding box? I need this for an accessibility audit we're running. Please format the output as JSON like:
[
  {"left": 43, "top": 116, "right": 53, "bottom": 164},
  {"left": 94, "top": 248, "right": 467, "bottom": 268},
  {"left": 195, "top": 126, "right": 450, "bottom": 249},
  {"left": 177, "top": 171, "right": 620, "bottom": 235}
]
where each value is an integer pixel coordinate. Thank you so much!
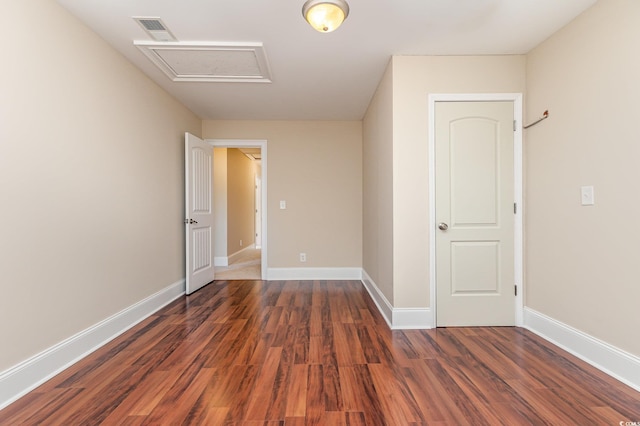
[
  {"left": 581, "top": 186, "right": 594, "bottom": 206},
  {"left": 280, "top": 200, "right": 286, "bottom": 209}
]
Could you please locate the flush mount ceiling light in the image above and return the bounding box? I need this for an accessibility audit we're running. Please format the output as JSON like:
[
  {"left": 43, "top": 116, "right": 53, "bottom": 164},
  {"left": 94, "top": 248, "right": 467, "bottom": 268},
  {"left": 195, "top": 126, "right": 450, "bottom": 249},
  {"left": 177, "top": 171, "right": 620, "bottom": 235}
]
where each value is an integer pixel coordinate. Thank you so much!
[{"left": 302, "top": 0, "right": 350, "bottom": 33}]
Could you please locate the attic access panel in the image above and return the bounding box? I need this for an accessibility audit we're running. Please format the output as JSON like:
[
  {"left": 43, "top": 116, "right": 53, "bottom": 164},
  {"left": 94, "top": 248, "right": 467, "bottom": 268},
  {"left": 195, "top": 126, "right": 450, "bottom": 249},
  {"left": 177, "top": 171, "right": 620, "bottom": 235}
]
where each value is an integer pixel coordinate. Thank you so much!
[{"left": 134, "top": 41, "right": 272, "bottom": 83}]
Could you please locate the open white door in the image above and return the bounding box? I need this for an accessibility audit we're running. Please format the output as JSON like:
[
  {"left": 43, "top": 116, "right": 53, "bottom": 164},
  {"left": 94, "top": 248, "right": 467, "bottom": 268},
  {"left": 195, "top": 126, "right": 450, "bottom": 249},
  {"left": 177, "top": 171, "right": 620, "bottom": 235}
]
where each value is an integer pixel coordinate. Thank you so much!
[{"left": 185, "top": 133, "right": 214, "bottom": 295}]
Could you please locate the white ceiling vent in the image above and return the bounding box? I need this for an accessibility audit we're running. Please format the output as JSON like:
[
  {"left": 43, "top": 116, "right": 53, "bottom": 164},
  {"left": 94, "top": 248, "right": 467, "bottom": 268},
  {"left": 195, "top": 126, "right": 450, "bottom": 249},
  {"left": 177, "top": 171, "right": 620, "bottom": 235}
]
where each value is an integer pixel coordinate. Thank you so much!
[
  {"left": 134, "top": 41, "right": 272, "bottom": 83},
  {"left": 133, "top": 17, "right": 176, "bottom": 42}
]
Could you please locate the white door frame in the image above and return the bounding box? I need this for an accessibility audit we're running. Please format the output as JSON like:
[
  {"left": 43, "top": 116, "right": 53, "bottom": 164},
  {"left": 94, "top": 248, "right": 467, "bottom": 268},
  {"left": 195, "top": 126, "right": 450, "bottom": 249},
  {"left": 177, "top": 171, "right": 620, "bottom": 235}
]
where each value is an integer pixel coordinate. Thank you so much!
[
  {"left": 208, "top": 139, "right": 268, "bottom": 280},
  {"left": 428, "top": 93, "right": 524, "bottom": 327}
]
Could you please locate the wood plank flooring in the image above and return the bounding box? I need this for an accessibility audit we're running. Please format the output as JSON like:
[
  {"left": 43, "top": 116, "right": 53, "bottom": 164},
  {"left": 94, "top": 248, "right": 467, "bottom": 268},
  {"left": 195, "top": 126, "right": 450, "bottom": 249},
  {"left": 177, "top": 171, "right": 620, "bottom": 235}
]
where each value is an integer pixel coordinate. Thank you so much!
[{"left": 1, "top": 280, "right": 639, "bottom": 425}]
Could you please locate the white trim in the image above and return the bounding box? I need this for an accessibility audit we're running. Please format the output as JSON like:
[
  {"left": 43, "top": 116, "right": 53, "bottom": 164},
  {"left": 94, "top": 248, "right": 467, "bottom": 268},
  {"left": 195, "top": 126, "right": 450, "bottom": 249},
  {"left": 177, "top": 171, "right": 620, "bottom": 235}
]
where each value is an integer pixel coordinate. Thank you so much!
[
  {"left": 207, "top": 139, "right": 268, "bottom": 281},
  {"left": 524, "top": 308, "right": 640, "bottom": 392},
  {"left": 214, "top": 243, "right": 258, "bottom": 267},
  {"left": 361, "top": 270, "right": 434, "bottom": 330},
  {"left": 0, "top": 280, "right": 185, "bottom": 410},
  {"left": 513, "top": 96, "right": 524, "bottom": 326},
  {"left": 267, "top": 267, "right": 362, "bottom": 281},
  {"left": 228, "top": 243, "right": 257, "bottom": 264},
  {"left": 214, "top": 256, "right": 229, "bottom": 267},
  {"left": 391, "top": 308, "right": 433, "bottom": 330},
  {"left": 428, "top": 93, "right": 524, "bottom": 327},
  {"left": 361, "top": 269, "right": 393, "bottom": 328}
]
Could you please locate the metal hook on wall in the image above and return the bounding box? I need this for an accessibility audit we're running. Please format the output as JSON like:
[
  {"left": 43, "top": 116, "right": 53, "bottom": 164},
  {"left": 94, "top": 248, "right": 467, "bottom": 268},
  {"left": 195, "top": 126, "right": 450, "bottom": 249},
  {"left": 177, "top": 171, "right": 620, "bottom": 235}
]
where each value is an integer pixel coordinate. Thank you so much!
[{"left": 524, "top": 110, "right": 549, "bottom": 129}]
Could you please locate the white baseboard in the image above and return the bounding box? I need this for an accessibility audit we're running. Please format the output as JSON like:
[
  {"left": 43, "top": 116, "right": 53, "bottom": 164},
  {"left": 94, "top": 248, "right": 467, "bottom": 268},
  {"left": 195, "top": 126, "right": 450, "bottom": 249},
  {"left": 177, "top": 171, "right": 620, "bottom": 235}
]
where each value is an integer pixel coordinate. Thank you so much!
[
  {"left": 524, "top": 307, "right": 640, "bottom": 392},
  {"left": 361, "top": 269, "right": 433, "bottom": 330},
  {"left": 216, "top": 244, "right": 257, "bottom": 267},
  {"left": 267, "top": 267, "right": 362, "bottom": 281},
  {"left": 0, "top": 279, "right": 185, "bottom": 410},
  {"left": 361, "top": 269, "right": 393, "bottom": 327},
  {"left": 392, "top": 307, "right": 434, "bottom": 329},
  {"left": 228, "top": 244, "right": 256, "bottom": 264},
  {"left": 214, "top": 256, "right": 228, "bottom": 267}
]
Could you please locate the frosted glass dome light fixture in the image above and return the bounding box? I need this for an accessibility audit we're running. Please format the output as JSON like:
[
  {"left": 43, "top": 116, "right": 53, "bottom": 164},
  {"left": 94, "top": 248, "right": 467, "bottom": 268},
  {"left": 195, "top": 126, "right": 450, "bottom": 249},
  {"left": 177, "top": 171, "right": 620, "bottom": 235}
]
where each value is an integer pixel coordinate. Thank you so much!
[{"left": 302, "top": 0, "right": 350, "bottom": 33}]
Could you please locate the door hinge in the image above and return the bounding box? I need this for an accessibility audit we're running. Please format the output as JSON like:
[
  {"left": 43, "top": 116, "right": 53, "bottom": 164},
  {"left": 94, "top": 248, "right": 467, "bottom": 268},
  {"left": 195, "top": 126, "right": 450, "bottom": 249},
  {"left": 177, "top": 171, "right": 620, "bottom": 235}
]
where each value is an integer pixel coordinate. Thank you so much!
[
  {"left": 515, "top": 285, "right": 518, "bottom": 296},
  {"left": 514, "top": 203, "right": 517, "bottom": 214},
  {"left": 513, "top": 120, "right": 517, "bottom": 131}
]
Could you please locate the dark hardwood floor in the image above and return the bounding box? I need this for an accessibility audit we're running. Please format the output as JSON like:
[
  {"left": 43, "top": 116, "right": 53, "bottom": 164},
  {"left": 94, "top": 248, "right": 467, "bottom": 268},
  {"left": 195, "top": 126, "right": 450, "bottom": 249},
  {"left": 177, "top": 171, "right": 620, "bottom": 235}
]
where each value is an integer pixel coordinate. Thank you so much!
[{"left": 1, "top": 280, "right": 639, "bottom": 425}]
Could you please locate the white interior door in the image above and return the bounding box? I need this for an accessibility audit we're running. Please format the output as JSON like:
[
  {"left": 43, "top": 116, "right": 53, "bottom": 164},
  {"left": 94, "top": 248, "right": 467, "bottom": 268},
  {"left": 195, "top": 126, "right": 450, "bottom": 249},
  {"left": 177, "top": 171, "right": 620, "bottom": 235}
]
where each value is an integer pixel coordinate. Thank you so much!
[
  {"left": 185, "top": 133, "right": 214, "bottom": 295},
  {"left": 435, "top": 101, "right": 515, "bottom": 326}
]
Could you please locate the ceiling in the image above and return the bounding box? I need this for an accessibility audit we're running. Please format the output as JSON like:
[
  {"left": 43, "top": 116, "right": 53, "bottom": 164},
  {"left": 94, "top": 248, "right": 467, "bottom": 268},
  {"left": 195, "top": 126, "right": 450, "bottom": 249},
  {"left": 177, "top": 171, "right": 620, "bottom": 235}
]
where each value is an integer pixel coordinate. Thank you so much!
[
  {"left": 56, "top": 0, "right": 596, "bottom": 121},
  {"left": 239, "top": 148, "right": 261, "bottom": 161}
]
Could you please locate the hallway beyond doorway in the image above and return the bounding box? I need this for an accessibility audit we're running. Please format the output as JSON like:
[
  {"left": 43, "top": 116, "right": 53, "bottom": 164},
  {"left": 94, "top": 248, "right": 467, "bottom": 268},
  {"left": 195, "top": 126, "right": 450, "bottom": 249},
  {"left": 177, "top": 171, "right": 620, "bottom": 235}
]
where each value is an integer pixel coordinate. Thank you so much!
[{"left": 216, "top": 248, "right": 261, "bottom": 280}]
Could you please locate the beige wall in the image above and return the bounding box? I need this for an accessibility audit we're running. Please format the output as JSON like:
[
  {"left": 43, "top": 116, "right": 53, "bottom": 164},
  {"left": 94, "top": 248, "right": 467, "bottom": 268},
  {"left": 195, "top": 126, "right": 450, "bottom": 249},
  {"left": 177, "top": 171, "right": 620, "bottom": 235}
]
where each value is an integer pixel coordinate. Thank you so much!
[
  {"left": 391, "top": 55, "right": 526, "bottom": 308},
  {"left": 0, "top": 1, "right": 201, "bottom": 371},
  {"left": 362, "top": 63, "right": 395, "bottom": 303},
  {"left": 213, "top": 148, "right": 228, "bottom": 258},
  {"left": 525, "top": 0, "right": 640, "bottom": 356},
  {"left": 226, "top": 149, "right": 256, "bottom": 255},
  {"left": 203, "top": 121, "right": 362, "bottom": 268}
]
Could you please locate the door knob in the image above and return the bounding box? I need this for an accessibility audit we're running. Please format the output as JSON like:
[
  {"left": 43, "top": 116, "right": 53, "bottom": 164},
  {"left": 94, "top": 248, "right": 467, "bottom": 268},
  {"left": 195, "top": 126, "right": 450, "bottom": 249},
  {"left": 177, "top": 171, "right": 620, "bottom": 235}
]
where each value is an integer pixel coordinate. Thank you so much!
[{"left": 438, "top": 222, "right": 449, "bottom": 231}]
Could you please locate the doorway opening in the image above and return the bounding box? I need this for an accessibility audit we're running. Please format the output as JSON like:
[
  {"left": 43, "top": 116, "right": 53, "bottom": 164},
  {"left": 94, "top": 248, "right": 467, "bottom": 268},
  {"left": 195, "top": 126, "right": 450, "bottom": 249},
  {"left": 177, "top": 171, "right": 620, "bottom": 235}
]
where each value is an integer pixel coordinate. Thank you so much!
[{"left": 209, "top": 139, "right": 268, "bottom": 281}]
